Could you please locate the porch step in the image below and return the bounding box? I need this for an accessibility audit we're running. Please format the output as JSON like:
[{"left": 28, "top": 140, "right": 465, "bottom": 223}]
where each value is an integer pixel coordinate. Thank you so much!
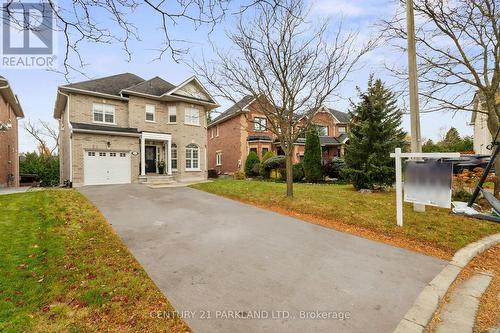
[{"left": 138, "top": 175, "right": 174, "bottom": 185}]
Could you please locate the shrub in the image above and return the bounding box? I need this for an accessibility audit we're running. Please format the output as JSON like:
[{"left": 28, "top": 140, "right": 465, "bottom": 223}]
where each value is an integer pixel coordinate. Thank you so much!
[
  {"left": 264, "top": 156, "right": 286, "bottom": 181},
  {"left": 323, "top": 158, "right": 345, "bottom": 179},
  {"left": 19, "top": 152, "right": 59, "bottom": 187},
  {"left": 260, "top": 150, "right": 275, "bottom": 178},
  {"left": 252, "top": 162, "right": 260, "bottom": 176},
  {"left": 233, "top": 170, "right": 245, "bottom": 180},
  {"left": 293, "top": 163, "right": 304, "bottom": 182},
  {"left": 244, "top": 151, "right": 260, "bottom": 177},
  {"left": 208, "top": 169, "right": 218, "bottom": 179}
]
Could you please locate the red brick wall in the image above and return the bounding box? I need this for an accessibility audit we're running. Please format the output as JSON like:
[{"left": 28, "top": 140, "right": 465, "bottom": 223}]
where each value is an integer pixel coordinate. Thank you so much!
[
  {"left": 207, "top": 114, "right": 244, "bottom": 174},
  {"left": 0, "top": 94, "right": 19, "bottom": 187}
]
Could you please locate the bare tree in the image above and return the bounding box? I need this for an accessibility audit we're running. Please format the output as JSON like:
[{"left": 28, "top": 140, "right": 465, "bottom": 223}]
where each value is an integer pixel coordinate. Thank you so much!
[
  {"left": 382, "top": 0, "right": 500, "bottom": 196},
  {"left": 1, "top": 0, "right": 280, "bottom": 79},
  {"left": 195, "top": 0, "right": 374, "bottom": 197},
  {"left": 23, "top": 119, "right": 59, "bottom": 156}
]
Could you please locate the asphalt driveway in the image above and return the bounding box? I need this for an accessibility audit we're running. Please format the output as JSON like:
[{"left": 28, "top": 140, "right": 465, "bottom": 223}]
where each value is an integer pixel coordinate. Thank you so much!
[{"left": 80, "top": 184, "right": 447, "bottom": 333}]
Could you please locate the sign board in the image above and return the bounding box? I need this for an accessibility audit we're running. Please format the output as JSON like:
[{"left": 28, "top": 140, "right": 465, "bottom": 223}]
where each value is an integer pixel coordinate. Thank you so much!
[{"left": 404, "top": 160, "right": 453, "bottom": 208}]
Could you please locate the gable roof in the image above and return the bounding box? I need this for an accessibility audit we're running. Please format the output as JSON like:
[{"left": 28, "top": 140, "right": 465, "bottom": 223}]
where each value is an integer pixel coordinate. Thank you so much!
[
  {"left": 122, "top": 76, "right": 176, "bottom": 96},
  {"left": 327, "top": 108, "right": 349, "bottom": 123},
  {"left": 54, "top": 73, "right": 219, "bottom": 118},
  {"left": 0, "top": 76, "right": 24, "bottom": 118},
  {"left": 61, "top": 73, "right": 144, "bottom": 96},
  {"left": 209, "top": 95, "right": 255, "bottom": 126}
]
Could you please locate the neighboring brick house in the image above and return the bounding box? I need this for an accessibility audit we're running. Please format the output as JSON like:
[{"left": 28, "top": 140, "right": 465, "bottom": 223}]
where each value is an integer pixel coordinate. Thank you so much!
[
  {"left": 53, "top": 73, "right": 219, "bottom": 186},
  {"left": 0, "top": 76, "right": 24, "bottom": 187},
  {"left": 207, "top": 96, "right": 349, "bottom": 174}
]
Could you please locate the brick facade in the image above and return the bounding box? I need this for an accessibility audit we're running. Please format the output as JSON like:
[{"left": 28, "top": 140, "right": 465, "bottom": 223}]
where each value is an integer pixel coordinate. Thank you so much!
[
  {"left": 57, "top": 82, "right": 213, "bottom": 186},
  {"left": 0, "top": 85, "right": 22, "bottom": 187},
  {"left": 207, "top": 101, "right": 348, "bottom": 174}
]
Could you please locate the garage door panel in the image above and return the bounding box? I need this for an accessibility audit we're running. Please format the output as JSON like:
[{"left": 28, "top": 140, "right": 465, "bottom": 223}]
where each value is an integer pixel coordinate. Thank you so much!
[{"left": 84, "top": 151, "right": 131, "bottom": 185}]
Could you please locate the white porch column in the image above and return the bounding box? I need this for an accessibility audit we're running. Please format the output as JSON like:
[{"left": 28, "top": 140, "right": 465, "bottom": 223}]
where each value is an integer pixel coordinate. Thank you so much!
[
  {"left": 140, "top": 135, "right": 146, "bottom": 176},
  {"left": 167, "top": 139, "right": 172, "bottom": 175}
]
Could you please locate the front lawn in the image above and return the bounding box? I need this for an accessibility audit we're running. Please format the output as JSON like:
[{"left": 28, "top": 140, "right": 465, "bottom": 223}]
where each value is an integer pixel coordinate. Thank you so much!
[
  {"left": 0, "top": 190, "right": 189, "bottom": 333},
  {"left": 192, "top": 179, "right": 500, "bottom": 259}
]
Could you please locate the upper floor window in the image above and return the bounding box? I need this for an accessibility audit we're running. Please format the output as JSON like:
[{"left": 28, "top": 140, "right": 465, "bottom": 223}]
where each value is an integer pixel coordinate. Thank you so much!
[
  {"left": 93, "top": 103, "right": 115, "bottom": 124},
  {"left": 145, "top": 104, "right": 155, "bottom": 122},
  {"left": 254, "top": 117, "right": 267, "bottom": 131},
  {"left": 216, "top": 125, "right": 219, "bottom": 137},
  {"left": 185, "top": 107, "right": 200, "bottom": 126},
  {"left": 210, "top": 127, "right": 214, "bottom": 139},
  {"left": 185, "top": 143, "right": 200, "bottom": 171},
  {"left": 316, "top": 125, "right": 328, "bottom": 136},
  {"left": 168, "top": 106, "right": 177, "bottom": 123},
  {"left": 338, "top": 126, "right": 346, "bottom": 134}
]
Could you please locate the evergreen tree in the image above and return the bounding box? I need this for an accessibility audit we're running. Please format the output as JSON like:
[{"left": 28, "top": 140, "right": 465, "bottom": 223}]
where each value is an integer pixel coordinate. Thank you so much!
[
  {"left": 303, "top": 127, "right": 323, "bottom": 183},
  {"left": 443, "top": 127, "right": 461, "bottom": 146},
  {"left": 244, "top": 151, "right": 260, "bottom": 177},
  {"left": 342, "top": 76, "right": 406, "bottom": 190}
]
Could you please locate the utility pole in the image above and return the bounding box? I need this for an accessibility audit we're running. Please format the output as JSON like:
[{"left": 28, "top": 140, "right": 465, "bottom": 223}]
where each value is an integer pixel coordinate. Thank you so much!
[{"left": 406, "top": 0, "right": 425, "bottom": 212}]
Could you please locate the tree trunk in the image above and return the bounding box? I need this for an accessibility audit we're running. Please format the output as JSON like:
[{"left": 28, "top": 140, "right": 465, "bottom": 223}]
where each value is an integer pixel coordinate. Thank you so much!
[{"left": 286, "top": 152, "right": 294, "bottom": 197}]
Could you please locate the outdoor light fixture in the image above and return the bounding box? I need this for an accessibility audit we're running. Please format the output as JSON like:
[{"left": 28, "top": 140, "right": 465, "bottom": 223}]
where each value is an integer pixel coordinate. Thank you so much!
[
  {"left": 0, "top": 121, "right": 12, "bottom": 131},
  {"left": 106, "top": 141, "right": 111, "bottom": 149}
]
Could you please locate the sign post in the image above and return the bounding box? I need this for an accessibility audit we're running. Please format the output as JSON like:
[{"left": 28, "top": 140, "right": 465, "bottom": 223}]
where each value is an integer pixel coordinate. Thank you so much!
[{"left": 390, "top": 149, "right": 460, "bottom": 227}]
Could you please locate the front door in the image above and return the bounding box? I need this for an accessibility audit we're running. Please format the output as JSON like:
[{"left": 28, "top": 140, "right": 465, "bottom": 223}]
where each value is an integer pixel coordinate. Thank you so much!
[{"left": 145, "top": 146, "right": 157, "bottom": 173}]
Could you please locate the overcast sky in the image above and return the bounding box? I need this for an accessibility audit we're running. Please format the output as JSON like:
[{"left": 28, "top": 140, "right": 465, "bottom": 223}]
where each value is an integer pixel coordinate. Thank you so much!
[{"left": 2, "top": 0, "right": 472, "bottom": 153}]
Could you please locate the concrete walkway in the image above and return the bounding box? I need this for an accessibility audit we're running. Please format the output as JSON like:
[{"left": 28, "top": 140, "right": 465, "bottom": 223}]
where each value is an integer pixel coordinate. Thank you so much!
[
  {"left": 80, "top": 184, "right": 447, "bottom": 333},
  {"left": 0, "top": 187, "right": 29, "bottom": 195},
  {"left": 436, "top": 273, "right": 493, "bottom": 333}
]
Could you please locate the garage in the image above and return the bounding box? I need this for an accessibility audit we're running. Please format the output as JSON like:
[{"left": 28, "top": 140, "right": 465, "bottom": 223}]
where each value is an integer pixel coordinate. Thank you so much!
[{"left": 84, "top": 151, "right": 131, "bottom": 185}]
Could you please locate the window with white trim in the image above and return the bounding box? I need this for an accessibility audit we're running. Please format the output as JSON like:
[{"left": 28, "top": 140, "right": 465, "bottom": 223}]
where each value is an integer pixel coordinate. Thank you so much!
[
  {"left": 145, "top": 104, "right": 156, "bottom": 122},
  {"left": 99, "top": 152, "right": 106, "bottom": 156},
  {"left": 216, "top": 125, "right": 219, "bottom": 137},
  {"left": 110, "top": 152, "right": 117, "bottom": 157},
  {"left": 88, "top": 151, "right": 95, "bottom": 156},
  {"left": 316, "top": 125, "right": 328, "bottom": 136},
  {"left": 120, "top": 153, "right": 126, "bottom": 157},
  {"left": 171, "top": 144, "right": 178, "bottom": 170},
  {"left": 338, "top": 126, "right": 346, "bottom": 134},
  {"left": 184, "top": 107, "right": 200, "bottom": 126},
  {"left": 216, "top": 152, "right": 222, "bottom": 166},
  {"left": 210, "top": 128, "right": 214, "bottom": 139},
  {"left": 93, "top": 103, "right": 115, "bottom": 124},
  {"left": 185, "top": 143, "right": 200, "bottom": 170},
  {"left": 168, "top": 106, "right": 177, "bottom": 123},
  {"left": 254, "top": 117, "right": 267, "bottom": 131}
]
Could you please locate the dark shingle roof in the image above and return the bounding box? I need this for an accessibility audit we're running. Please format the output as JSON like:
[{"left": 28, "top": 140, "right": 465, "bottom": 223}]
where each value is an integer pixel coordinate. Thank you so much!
[
  {"left": 62, "top": 73, "right": 144, "bottom": 96},
  {"left": 327, "top": 108, "right": 349, "bottom": 123},
  {"left": 320, "top": 136, "right": 341, "bottom": 146},
  {"left": 211, "top": 95, "right": 255, "bottom": 125},
  {"left": 71, "top": 122, "right": 139, "bottom": 134},
  {"left": 123, "top": 76, "right": 176, "bottom": 96},
  {"left": 247, "top": 135, "right": 273, "bottom": 142}
]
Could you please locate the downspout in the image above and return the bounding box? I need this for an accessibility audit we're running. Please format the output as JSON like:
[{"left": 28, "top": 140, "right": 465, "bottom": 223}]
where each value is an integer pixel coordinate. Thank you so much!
[{"left": 58, "top": 89, "right": 72, "bottom": 185}]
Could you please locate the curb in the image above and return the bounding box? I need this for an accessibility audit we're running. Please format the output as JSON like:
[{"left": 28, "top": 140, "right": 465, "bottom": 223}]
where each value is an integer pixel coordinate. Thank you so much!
[{"left": 393, "top": 233, "right": 500, "bottom": 333}]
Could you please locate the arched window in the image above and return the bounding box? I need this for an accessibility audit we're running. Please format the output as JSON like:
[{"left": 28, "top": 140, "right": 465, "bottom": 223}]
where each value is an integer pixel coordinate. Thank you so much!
[
  {"left": 185, "top": 144, "right": 200, "bottom": 171},
  {"left": 171, "top": 144, "right": 177, "bottom": 170}
]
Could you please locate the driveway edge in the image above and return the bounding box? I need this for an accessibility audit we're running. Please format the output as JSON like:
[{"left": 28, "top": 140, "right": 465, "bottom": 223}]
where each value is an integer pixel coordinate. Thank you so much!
[{"left": 393, "top": 233, "right": 500, "bottom": 333}]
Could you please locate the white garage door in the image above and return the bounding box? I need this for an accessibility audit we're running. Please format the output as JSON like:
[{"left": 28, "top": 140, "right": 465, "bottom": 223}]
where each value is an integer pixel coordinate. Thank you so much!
[{"left": 84, "top": 151, "right": 131, "bottom": 185}]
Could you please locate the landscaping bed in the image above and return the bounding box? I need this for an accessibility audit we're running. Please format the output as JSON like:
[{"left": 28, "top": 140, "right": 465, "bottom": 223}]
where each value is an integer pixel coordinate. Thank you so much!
[
  {"left": 0, "top": 190, "right": 189, "bottom": 333},
  {"left": 192, "top": 179, "right": 500, "bottom": 259}
]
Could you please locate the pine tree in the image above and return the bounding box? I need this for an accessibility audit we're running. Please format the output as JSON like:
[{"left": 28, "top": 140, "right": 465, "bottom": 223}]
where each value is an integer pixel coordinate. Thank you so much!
[
  {"left": 303, "top": 127, "right": 323, "bottom": 183},
  {"left": 342, "top": 76, "right": 406, "bottom": 190}
]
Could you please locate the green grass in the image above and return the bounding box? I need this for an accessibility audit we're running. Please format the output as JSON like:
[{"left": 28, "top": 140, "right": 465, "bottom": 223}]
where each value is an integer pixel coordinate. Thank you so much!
[
  {"left": 192, "top": 179, "right": 500, "bottom": 256},
  {"left": 0, "top": 190, "right": 189, "bottom": 333}
]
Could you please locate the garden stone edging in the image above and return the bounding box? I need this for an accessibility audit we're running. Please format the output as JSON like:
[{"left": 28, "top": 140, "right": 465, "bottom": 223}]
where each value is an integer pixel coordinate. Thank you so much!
[{"left": 393, "top": 233, "right": 500, "bottom": 333}]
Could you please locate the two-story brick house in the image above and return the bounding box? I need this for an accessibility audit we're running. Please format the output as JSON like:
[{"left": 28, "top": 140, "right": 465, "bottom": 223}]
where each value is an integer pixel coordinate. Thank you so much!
[
  {"left": 207, "top": 96, "right": 349, "bottom": 174},
  {"left": 54, "top": 73, "right": 219, "bottom": 186},
  {"left": 0, "top": 76, "right": 24, "bottom": 187}
]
